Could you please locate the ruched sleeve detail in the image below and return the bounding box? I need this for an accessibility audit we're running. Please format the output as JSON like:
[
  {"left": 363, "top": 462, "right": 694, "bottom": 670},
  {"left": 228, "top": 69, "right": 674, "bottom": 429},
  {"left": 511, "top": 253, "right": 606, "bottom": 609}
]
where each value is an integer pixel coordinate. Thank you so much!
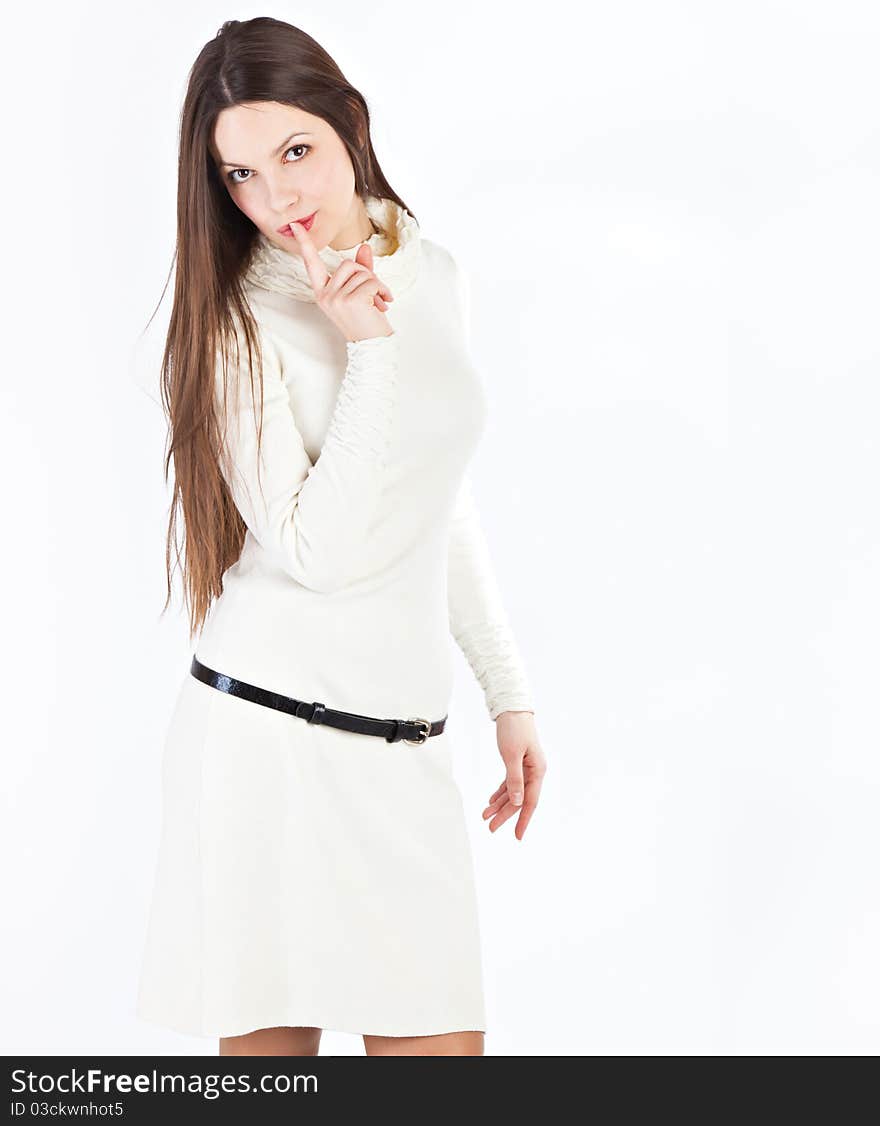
[
  {"left": 216, "top": 323, "right": 398, "bottom": 593},
  {"left": 447, "top": 473, "right": 536, "bottom": 721}
]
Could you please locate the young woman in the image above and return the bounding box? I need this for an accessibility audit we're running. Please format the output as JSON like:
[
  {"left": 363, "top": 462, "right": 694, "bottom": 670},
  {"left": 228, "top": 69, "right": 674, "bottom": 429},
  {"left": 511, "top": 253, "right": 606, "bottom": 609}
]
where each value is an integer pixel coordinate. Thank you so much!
[{"left": 136, "top": 16, "right": 547, "bottom": 1058}]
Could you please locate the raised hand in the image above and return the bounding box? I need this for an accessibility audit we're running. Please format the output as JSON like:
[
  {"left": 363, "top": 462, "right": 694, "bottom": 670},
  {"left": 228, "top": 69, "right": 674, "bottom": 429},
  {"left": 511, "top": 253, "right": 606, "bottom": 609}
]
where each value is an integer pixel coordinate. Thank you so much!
[{"left": 288, "top": 218, "right": 396, "bottom": 343}]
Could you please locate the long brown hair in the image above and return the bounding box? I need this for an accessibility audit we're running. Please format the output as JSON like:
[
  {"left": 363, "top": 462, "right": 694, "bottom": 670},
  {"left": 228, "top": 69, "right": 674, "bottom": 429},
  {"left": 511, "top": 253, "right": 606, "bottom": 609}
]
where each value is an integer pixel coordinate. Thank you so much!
[{"left": 151, "top": 16, "right": 416, "bottom": 639}]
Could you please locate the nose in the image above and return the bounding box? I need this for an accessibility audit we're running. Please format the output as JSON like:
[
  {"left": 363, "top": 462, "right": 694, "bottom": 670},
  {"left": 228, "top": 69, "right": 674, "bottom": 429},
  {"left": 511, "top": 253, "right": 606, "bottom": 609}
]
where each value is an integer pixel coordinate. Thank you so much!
[{"left": 264, "top": 168, "right": 298, "bottom": 218}]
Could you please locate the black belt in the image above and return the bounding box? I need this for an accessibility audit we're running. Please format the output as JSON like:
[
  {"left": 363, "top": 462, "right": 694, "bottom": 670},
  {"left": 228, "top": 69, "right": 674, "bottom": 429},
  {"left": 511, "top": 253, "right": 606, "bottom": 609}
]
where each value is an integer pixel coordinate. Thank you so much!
[{"left": 189, "top": 655, "right": 447, "bottom": 746}]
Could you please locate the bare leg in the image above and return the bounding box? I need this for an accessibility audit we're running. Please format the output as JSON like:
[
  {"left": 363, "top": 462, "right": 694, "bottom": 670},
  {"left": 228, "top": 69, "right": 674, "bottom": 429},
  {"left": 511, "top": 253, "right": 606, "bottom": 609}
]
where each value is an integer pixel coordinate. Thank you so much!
[
  {"left": 219, "top": 1025, "right": 322, "bottom": 1056},
  {"left": 363, "top": 1031, "right": 484, "bottom": 1056}
]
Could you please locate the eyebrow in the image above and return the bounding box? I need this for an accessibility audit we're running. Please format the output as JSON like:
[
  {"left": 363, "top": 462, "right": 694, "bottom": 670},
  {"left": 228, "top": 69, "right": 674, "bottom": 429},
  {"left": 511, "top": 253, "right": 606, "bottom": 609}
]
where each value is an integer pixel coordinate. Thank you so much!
[{"left": 218, "top": 132, "right": 311, "bottom": 168}]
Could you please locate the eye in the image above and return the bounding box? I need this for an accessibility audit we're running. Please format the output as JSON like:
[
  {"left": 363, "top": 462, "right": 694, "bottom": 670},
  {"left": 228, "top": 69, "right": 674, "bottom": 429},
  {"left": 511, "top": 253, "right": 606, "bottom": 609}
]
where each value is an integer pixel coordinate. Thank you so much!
[{"left": 227, "top": 143, "right": 311, "bottom": 185}]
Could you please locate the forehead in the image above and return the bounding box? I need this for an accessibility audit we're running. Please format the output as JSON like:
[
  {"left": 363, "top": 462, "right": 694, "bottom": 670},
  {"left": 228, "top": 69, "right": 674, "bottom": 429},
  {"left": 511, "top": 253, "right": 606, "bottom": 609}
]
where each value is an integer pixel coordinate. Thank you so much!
[{"left": 212, "top": 102, "right": 325, "bottom": 161}]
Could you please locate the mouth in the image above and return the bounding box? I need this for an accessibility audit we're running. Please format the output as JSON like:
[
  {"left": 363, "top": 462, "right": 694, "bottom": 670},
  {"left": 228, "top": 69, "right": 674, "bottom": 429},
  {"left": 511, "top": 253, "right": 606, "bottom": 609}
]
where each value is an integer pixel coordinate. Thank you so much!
[{"left": 277, "top": 211, "right": 316, "bottom": 236}]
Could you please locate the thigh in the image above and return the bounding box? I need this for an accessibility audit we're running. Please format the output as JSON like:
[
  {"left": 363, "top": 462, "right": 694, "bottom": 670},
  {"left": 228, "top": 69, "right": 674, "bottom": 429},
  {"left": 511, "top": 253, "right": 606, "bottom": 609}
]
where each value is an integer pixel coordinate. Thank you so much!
[
  {"left": 363, "top": 1031, "right": 484, "bottom": 1056},
  {"left": 219, "top": 1025, "right": 323, "bottom": 1056}
]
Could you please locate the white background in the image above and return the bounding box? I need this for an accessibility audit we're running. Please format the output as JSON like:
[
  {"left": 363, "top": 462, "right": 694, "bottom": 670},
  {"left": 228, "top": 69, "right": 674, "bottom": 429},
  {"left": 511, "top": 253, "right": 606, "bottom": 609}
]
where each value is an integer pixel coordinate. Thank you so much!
[{"left": 2, "top": 0, "right": 879, "bottom": 1055}]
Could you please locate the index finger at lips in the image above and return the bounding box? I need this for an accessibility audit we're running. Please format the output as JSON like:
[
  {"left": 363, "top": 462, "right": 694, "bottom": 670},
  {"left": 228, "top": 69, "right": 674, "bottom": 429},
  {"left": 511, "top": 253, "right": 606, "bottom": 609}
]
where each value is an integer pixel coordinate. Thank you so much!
[{"left": 290, "top": 221, "right": 329, "bottom": 293}]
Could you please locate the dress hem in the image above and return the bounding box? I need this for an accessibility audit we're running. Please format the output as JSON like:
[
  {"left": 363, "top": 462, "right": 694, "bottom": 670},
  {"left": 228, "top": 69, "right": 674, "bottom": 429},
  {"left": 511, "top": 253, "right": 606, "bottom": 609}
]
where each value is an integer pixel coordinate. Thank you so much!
[{"left": 136, "top": 1006, "right": 487, "bottom": 1040}]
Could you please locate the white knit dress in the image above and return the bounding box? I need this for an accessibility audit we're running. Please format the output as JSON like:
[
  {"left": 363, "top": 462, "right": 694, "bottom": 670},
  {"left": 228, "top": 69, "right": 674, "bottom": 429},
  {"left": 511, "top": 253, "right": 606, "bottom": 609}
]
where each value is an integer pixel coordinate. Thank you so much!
[{"left": 135, "top": 195, "right": 535, "bottom": 1039}]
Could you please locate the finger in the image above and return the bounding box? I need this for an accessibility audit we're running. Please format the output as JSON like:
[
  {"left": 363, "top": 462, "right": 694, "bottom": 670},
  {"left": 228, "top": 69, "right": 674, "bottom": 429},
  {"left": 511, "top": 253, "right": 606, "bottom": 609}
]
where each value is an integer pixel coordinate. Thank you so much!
[
  {"left": 372, "top": 273, "right": 392, "bottom": 301},
  {"left": 289, "top": 221, "right": 331, "bottom": 294},
  {"left": 355, "top": 241, "right": 374, "bottom": 271},
  {"left": 352, "top": 241, "right": 393, "bottom": 298},
  {"left": 337, "top": 271, "right": 387, "bottom": 303},
  {"left": 482, "top": 783, "right": 510, "bottom": 812},
  {"left": 513, "top": 778, "right": 543, "bottom": 839},
  {"left": 483, "top": 792, "right": 506, "bottom": 815},
  {"left": 505, "top": 763, "right": 526, "bottom": 807},
  {"left": 333, "top": 260, "right": 390, "bottom": 301},
  {"left": 481, "top": 795, "right": 506, "bottom": 819},
  {"left": 488, "top": 799, "right": 519, "bottom": 833},
  {"left": 323, "top": 259, "right": 368, "bottom": 298},
  {"left": 326, "top": 261, "right": 393, "bottom": 305},
  {"left": 487, "top": 780, "right": 507, "bottom": 804},
  {"left": 517, "top": 806, "right": 537, "bottom": 842},
  {"left": 529, "top": 772, "right": 545, "bottom": 801}
]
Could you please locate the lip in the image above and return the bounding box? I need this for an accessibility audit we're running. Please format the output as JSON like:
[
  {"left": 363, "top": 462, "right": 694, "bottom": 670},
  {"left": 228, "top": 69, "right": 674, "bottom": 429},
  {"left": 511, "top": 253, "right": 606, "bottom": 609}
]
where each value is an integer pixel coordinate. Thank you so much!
[{"left": 277, "top": 211, "right": 316, "bottom": 236}]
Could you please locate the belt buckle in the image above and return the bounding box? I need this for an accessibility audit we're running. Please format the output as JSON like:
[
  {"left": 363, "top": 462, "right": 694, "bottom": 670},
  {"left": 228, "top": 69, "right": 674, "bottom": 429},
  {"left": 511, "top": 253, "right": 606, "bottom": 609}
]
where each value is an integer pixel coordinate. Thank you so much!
[{"left": 403, "top": 717, "right": 431, "bottom": 745}]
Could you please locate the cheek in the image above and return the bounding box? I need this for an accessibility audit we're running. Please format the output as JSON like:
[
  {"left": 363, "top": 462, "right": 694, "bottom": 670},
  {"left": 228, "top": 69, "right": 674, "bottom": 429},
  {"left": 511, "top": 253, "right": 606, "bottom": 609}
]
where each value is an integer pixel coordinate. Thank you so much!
[
  {"left": 302, "top": 160, "right": 335, "bottom": 196},
  {"left": 230, "top": 191, "right": 261, "bottom": 224}
]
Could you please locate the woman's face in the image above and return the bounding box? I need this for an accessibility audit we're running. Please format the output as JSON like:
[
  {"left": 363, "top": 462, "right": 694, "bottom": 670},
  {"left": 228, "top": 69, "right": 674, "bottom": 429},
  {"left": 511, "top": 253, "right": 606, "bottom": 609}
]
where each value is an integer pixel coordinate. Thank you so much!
[{"left": 212, "top": 101, "right": 370, "bottom": 253}]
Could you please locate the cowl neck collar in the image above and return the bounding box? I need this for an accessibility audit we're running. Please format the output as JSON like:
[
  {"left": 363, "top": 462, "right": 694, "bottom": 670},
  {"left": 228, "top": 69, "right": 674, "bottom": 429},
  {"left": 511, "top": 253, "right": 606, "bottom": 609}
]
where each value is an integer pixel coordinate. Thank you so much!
[{"left": 244, "top": 195, "right": 421, "bottom": 302}]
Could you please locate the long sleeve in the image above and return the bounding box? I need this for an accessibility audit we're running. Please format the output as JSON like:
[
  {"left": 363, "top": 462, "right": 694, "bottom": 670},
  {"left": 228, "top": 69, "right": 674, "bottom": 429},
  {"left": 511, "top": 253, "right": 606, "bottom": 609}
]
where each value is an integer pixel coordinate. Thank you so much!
[
  {"left": 216, "top": 321, "right": 398, "bottom": 594},
  {"left": 447, "top": 473, "right": 536, "bottom": 720}
]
